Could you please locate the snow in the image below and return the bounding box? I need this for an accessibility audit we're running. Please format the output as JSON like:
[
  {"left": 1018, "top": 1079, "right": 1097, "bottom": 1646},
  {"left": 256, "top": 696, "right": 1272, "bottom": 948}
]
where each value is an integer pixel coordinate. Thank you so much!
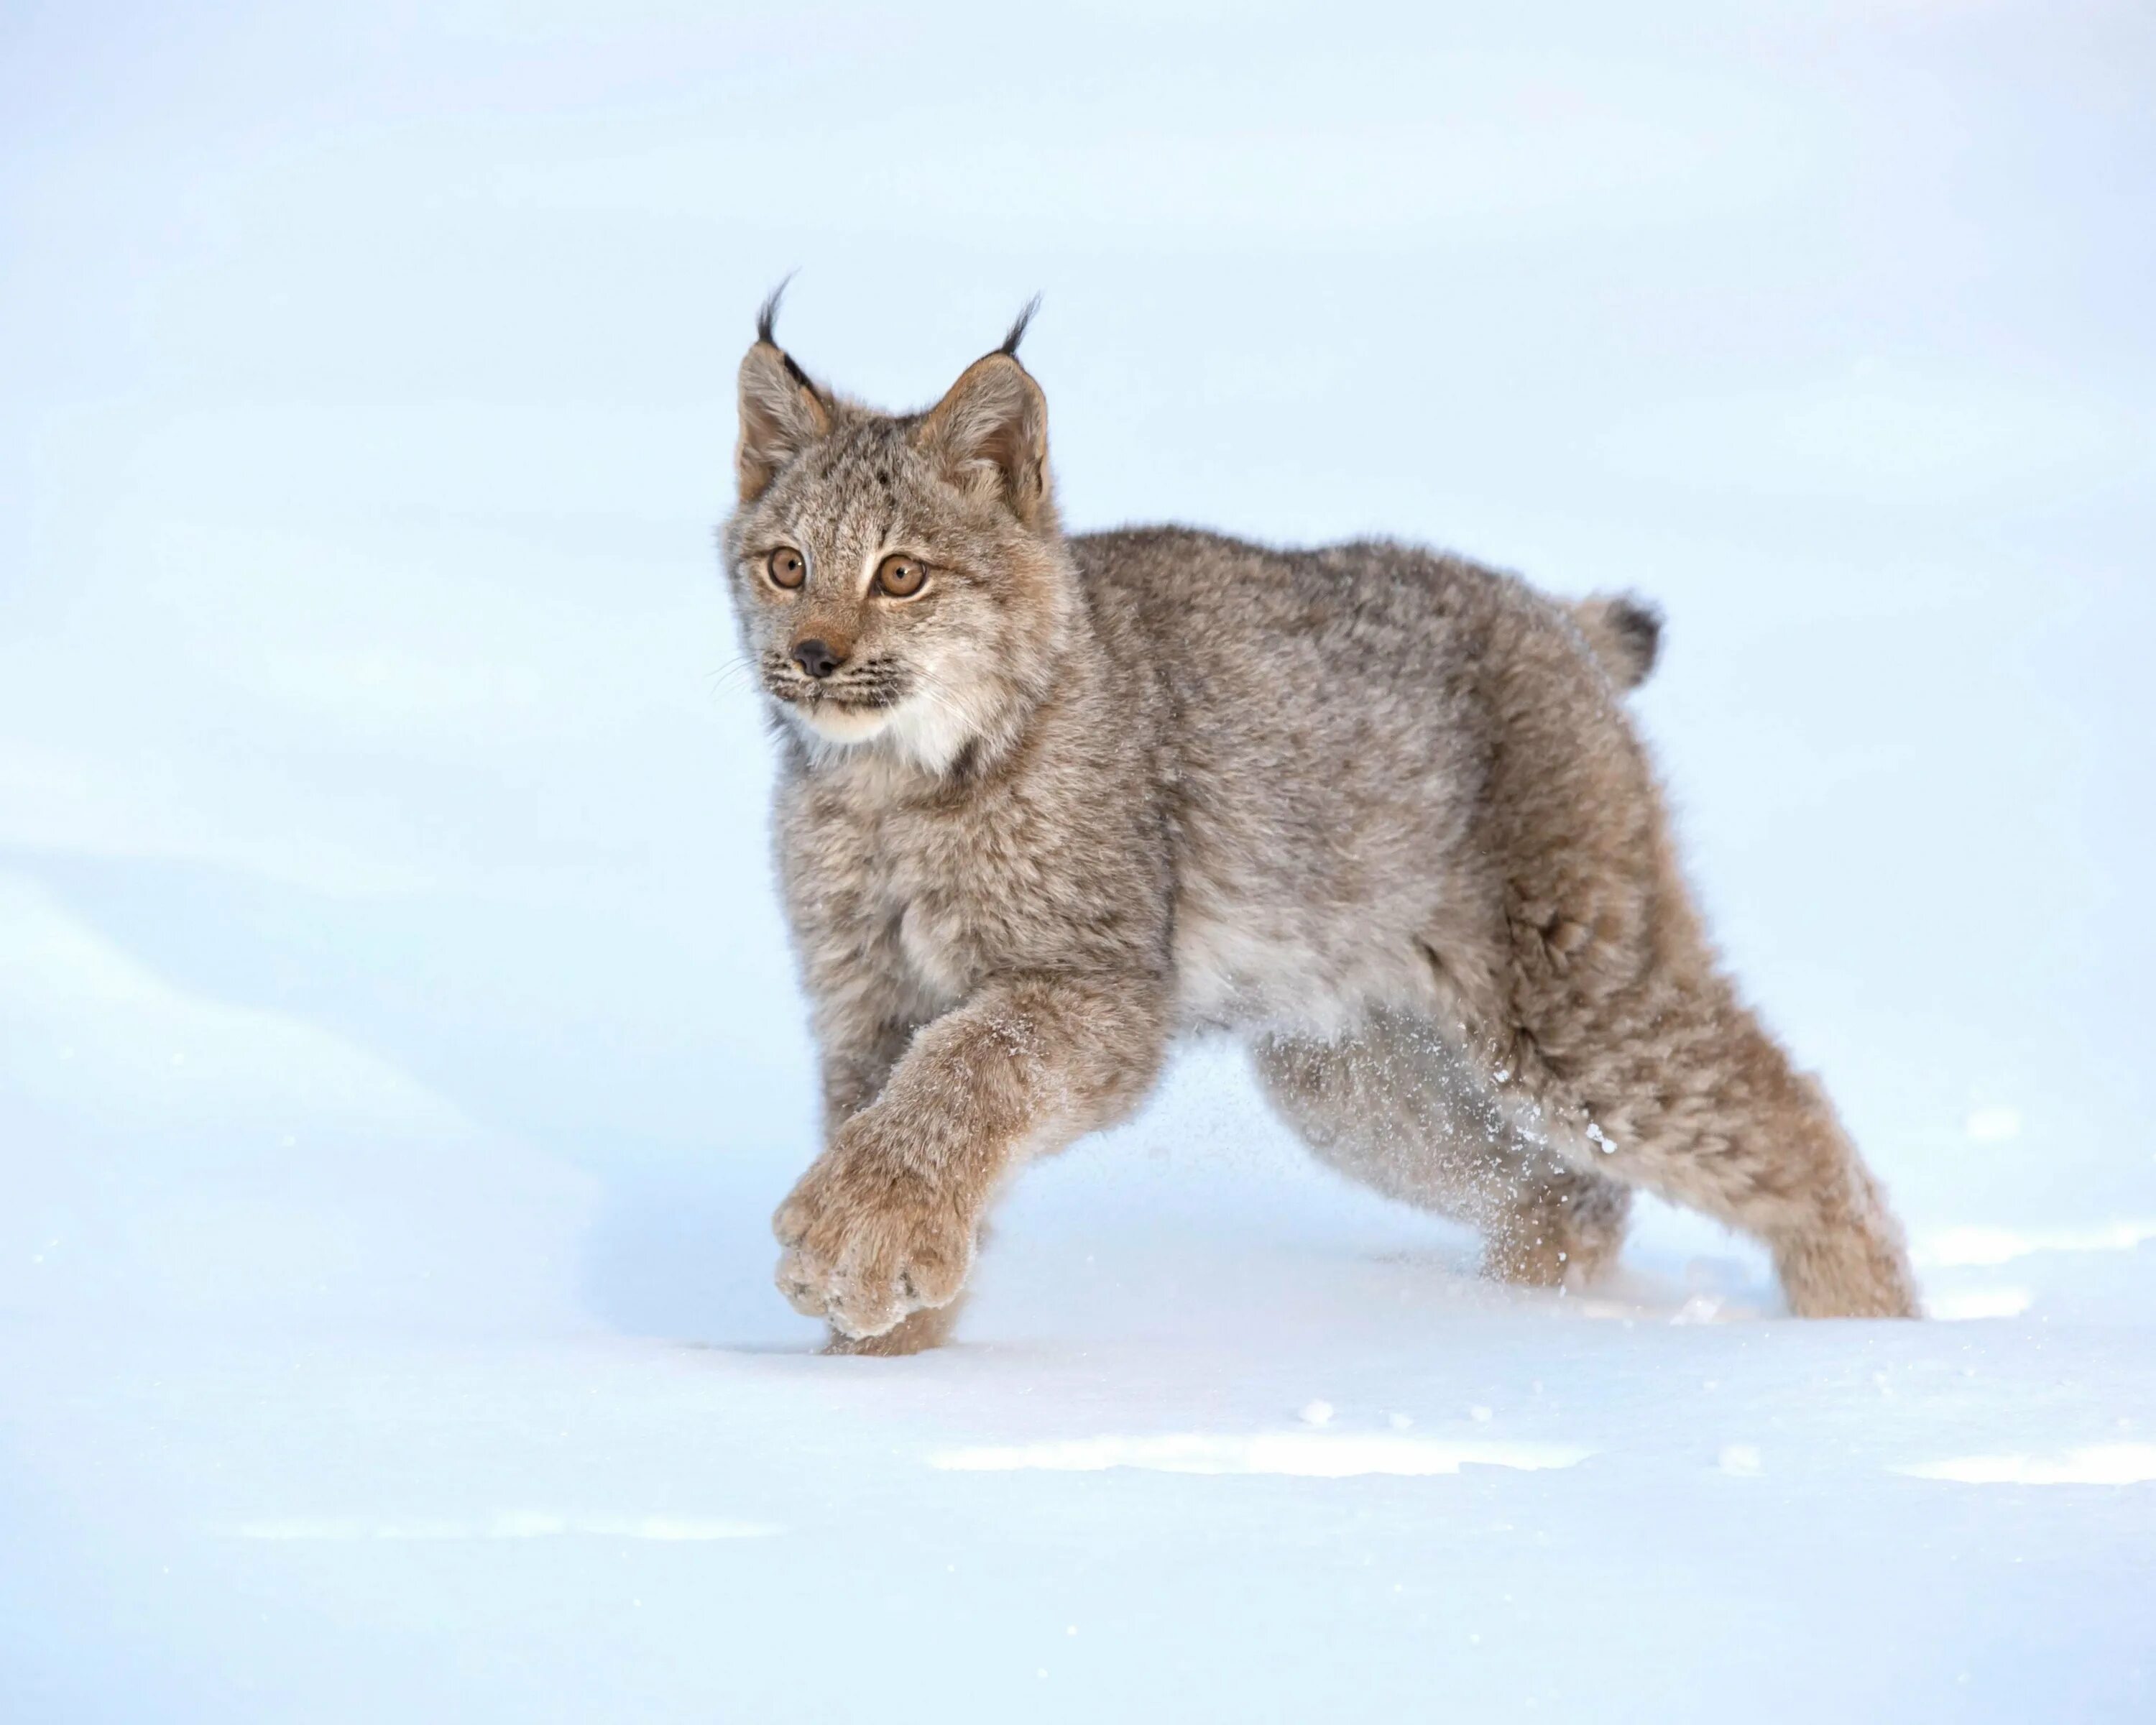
[
  {"left": 1899, "top": 1447, "right": 2156, "bottom": 1489},
  {"left": 929, "top": 1432, "right": 1595, "bottom": 1477},
  {"left": 4, "top": 2, "right": 2154, "bottom": 1721}
]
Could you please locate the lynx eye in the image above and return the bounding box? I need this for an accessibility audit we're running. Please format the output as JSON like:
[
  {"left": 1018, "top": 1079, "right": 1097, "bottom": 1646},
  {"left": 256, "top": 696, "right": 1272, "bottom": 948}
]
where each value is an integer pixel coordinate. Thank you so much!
[
  {"left": 875, "top": 553, "right": 927, "bottom": 599},
  {"left": 765, "top": 547, "right": 806, "bottom": 590}
]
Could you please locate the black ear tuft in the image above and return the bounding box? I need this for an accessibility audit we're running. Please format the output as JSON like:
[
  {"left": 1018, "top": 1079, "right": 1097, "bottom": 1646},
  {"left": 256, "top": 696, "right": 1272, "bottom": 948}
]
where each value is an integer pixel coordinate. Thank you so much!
[
  {"left": 999, "top": 294, "right": 1043, "bottom": 358},
  {"left": 755, "top": 274, "right": 815, "bottom": 388},
  {"left": 756, "top": 272, "right": 797, "bottom": 348}
]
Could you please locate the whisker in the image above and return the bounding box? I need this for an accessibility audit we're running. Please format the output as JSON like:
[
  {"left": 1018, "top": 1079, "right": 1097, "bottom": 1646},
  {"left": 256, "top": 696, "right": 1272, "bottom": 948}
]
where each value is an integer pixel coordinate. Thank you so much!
[{"left": 705, "top": 653, "right": 766, "bottom": 699}]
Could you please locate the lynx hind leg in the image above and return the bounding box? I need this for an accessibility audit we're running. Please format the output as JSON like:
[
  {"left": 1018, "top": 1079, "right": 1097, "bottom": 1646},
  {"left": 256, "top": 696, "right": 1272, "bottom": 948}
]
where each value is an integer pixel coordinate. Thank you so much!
[
  {"left": 1497, "top": 948, "right": 1919, "bottom": 1317},
  {"left": 1447, "top": 610, "right": 1917, "bottom": 1319},
  {"left": 1253, "top": 1009, "right": 1630, "bottom": 1289}
]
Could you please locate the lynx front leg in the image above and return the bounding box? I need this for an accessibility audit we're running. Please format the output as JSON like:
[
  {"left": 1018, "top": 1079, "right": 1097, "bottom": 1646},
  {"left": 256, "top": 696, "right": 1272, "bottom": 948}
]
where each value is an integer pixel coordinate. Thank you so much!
[
  {"left": 774, "top": 971, "right": 1168, "bottom": 1347},
  {"left": 793, "top": 970, "right": 967, "bottom": 1351},
  {"left": 815, "top": 1013, "right": 916, "bottom": 1143}
]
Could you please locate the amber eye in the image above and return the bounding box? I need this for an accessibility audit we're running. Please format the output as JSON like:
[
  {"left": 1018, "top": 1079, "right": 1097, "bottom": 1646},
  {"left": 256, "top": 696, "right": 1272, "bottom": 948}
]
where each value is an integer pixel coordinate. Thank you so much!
[
  {"left": 875, "top": 553, "right": 927, "bottom": 598},
  {"left": 765, "top": 547, "right": 806, "bottom": 590}
]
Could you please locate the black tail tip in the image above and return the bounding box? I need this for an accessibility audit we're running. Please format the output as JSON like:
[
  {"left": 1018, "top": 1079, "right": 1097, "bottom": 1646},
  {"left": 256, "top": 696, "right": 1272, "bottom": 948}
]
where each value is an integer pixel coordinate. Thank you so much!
[
  {"left": 1573, "top": 594, "right": 1663, "bottom": 692},
  {"left": 1606, "top": 596, "right": 1663, "bottom": 686}
]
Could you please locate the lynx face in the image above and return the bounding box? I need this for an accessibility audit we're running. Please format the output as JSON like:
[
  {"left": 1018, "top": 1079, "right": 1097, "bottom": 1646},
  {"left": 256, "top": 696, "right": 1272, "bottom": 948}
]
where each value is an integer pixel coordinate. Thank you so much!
[
  {"left": 722, "top": 298, "right": 1071, "bottom": 774},
  {"left": 728, "top": 423, "right": 1049, "bottom": 770}
]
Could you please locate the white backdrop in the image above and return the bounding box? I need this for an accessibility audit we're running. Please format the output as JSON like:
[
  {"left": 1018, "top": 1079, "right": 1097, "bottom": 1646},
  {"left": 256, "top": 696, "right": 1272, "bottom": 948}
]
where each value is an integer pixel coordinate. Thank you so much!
[{"left": 3, "top": 4, "right": 2152, "bottom": 1720}]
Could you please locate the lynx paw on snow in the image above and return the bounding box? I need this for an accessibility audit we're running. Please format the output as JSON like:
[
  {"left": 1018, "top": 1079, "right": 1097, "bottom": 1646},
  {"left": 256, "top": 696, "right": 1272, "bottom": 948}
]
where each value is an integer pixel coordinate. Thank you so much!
[{"left": 772, "top": 1130, "right": 977, "bottom": 1340}]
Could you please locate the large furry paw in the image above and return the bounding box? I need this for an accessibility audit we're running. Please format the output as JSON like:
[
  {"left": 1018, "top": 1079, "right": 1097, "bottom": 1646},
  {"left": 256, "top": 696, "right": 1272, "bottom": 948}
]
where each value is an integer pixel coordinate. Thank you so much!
[
  {"left": 772, "top": 1121, "right": 978, "bottom": 1340},
  {"left": 1776, "top": 1227, "right": 1922, "bottom": 1319}
]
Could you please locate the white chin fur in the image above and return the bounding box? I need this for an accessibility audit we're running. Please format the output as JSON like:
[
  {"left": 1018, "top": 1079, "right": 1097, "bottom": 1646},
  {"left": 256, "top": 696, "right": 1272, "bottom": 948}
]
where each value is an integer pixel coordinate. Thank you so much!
[
  {"left": 789, "top": 694, "right": 977, "bottom": 774},
  {"left": 795, "top": 702, "right": 895, "bottom": 745}
]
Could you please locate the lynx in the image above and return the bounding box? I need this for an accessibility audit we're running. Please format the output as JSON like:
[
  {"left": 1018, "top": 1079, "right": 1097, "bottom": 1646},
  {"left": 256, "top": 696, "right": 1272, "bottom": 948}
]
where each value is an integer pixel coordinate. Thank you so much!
[{"left": 720, "top": 293, "right": 1919, "bottom": 1355}]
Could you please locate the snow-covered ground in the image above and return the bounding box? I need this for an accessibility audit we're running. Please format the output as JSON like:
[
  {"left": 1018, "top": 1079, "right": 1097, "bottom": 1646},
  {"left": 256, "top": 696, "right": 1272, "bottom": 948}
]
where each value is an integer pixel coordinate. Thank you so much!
[{"left": 4, "top": 4, "right": 2153, "bottom": 1719}]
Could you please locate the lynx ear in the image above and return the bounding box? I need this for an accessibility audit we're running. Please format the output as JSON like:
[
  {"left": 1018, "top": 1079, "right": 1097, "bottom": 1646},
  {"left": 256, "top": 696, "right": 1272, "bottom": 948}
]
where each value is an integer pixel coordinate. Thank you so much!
[
  {"left": 735, "top": 293, "right": 831, "bottom": 503},
  {"left": 916, "top": 348, "right": 1049, "bottom": 526}
]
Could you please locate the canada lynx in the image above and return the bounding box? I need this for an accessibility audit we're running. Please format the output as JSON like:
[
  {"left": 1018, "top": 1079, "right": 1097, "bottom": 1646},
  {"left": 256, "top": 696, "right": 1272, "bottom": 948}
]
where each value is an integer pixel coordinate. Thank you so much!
[{"left": 721, "top": 293, "right": 1918, "bottom": 1354}]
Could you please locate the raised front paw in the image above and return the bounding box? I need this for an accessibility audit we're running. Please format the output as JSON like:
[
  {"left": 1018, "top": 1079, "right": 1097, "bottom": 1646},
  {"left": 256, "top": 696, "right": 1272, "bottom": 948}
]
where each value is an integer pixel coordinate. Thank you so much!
[{"left": 771, "top": 1123, "right": 977, "bottom": 1340}]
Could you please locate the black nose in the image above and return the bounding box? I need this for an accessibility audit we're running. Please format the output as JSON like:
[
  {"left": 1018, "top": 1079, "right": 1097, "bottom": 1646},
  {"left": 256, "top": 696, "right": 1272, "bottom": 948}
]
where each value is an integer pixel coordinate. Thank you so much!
[{"left": 791, "top": 638, "right": 842, "bottom": 680}]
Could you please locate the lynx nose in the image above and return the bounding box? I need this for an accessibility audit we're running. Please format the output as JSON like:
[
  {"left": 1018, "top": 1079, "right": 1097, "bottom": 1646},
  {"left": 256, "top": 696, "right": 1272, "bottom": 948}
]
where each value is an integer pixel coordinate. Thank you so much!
[{"left": 791, "top": 638, "right": 843, "bottom": 680}]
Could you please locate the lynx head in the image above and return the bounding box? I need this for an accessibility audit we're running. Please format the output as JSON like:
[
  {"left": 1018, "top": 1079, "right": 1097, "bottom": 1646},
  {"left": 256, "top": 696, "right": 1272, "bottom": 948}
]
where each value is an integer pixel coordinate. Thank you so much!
[{"left": 720, "top": 288, "right": 1077, "bottom": 775}]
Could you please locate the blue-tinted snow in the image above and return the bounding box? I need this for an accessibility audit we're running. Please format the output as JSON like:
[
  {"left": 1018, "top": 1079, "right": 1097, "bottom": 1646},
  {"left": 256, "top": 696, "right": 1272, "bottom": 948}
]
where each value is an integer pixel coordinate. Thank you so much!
[{"left": 2, "top": 4, "right": 2152, "bottom": 1719}]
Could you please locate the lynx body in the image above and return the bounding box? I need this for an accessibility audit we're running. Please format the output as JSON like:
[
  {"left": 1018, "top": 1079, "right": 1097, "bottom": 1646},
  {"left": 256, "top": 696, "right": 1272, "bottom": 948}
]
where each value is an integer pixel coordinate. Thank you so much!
[{"left": 721, "top": 298, "right": 1917, "bottom": 1353}]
